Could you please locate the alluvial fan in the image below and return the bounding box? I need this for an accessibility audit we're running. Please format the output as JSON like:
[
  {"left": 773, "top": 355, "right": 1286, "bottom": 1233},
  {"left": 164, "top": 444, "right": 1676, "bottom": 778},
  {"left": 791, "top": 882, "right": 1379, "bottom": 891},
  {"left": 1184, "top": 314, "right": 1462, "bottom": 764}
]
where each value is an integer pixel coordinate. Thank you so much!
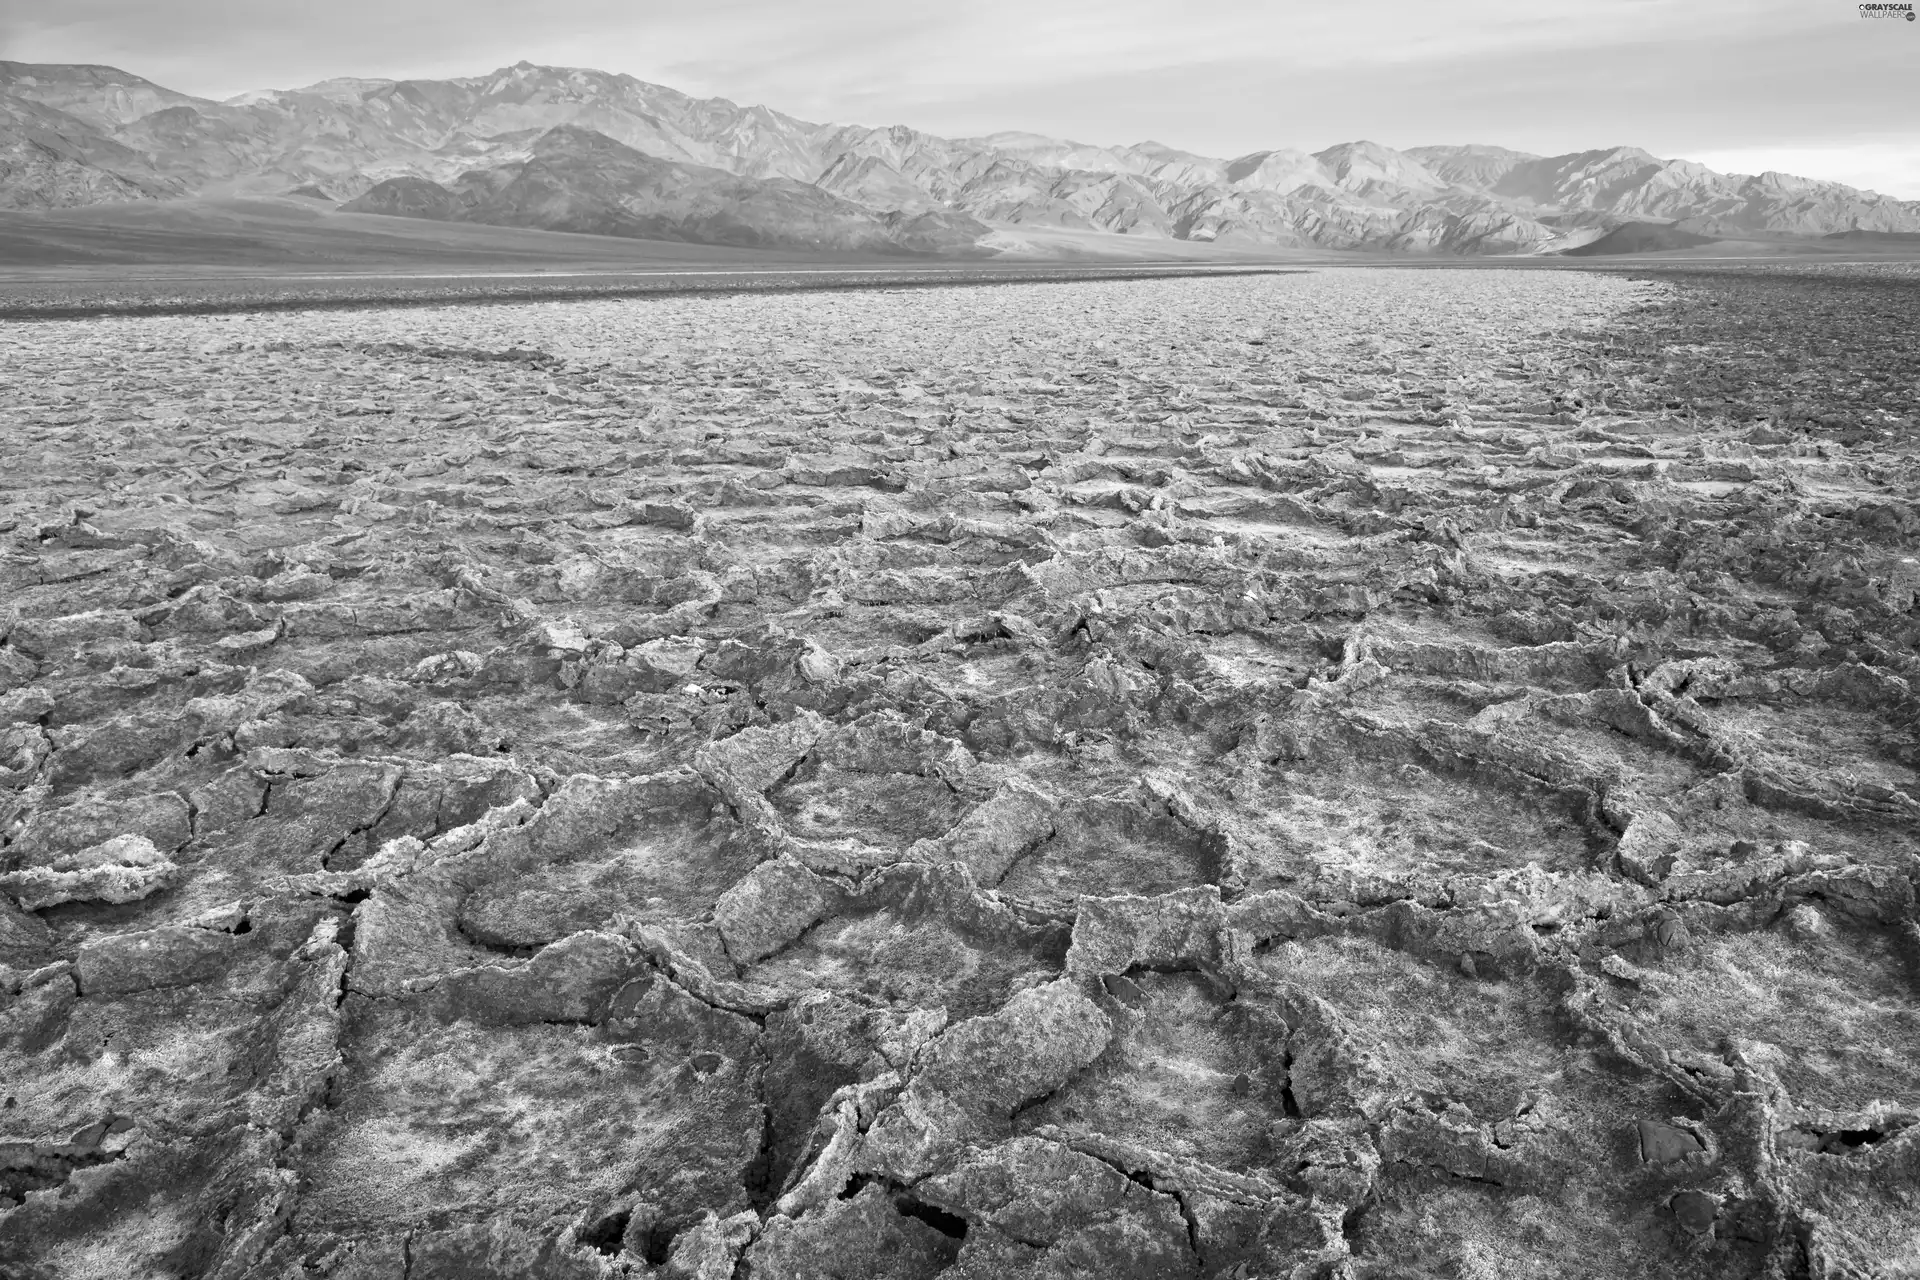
[{"left": 1, "top": 265, "right": 1917, "bottom": 1279}]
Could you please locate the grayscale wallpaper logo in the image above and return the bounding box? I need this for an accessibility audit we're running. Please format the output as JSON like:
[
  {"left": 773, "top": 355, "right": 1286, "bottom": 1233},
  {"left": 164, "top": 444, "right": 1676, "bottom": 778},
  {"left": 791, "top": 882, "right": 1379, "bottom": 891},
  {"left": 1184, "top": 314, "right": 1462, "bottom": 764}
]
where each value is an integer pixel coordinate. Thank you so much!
[{"left": 1858, "top": 2, "right": 1916, "bottom": 17}]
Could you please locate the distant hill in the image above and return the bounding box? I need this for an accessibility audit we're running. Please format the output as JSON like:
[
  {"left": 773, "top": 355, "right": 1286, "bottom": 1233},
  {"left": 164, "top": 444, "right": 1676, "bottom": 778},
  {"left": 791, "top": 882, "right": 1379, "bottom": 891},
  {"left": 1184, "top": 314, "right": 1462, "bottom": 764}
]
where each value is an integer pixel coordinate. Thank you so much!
[
  {"left": 0, "top": 61, "right": 210, "bottom": 129},
  {"left": 1821, "top": 229, "right": 1920, "bottom": 246},
  {"left": 4, "top": 58, "right": 1919, "bottom": 254},
  {"left": 1560, "top": 222, "right": 1719, "bottom": 256}
]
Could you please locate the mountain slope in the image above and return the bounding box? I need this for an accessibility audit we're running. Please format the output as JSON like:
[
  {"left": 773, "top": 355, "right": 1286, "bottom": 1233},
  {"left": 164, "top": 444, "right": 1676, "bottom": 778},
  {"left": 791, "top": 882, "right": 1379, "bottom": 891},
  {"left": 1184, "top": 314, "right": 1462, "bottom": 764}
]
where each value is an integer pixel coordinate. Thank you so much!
[{"left": 3, "top": 58, "right": 1918, "bottom": 253}]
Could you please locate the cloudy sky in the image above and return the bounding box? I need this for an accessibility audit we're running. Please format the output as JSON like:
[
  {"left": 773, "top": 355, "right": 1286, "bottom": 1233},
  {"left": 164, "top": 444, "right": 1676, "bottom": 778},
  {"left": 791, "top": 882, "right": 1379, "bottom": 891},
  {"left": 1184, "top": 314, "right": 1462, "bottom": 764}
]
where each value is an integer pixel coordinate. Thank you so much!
[{"left": 9, "top": 0, "right": 1918, "bottom": 196}]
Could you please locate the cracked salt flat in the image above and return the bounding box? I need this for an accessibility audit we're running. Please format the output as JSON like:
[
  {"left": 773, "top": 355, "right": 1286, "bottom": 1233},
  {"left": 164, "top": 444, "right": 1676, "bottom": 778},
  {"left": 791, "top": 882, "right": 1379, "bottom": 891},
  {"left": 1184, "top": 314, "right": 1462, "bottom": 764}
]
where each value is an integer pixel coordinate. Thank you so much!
[{"left": 1, "top": 265, "right": 1917, "bottom": 1279}]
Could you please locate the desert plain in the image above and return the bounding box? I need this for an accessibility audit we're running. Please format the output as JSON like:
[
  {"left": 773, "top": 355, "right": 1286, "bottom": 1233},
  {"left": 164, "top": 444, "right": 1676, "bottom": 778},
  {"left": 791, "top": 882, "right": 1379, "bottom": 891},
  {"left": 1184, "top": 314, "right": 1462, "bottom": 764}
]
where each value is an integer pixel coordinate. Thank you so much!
[{"left": 1, "top": 261, "right": 1918, "bottom": 1279}]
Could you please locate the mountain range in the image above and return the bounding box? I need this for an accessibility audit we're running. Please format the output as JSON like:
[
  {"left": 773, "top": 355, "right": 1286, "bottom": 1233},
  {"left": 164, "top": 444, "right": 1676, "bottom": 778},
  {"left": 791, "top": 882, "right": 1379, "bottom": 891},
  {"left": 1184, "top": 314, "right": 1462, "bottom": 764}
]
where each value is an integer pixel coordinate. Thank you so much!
[{"left": 5, "top": 58, "right": 1920, "bottom": 256}]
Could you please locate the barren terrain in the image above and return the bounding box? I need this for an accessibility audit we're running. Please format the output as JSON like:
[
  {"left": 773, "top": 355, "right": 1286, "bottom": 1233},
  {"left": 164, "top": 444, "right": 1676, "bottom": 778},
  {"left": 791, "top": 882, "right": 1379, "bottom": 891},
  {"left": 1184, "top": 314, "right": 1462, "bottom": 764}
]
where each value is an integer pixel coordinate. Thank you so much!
[
  {"left": 2, "top": 264, "right": 1917, "bottom": 1279},
  {"left": 0, "top": 262, "right": 1297, "bottom": 323}
]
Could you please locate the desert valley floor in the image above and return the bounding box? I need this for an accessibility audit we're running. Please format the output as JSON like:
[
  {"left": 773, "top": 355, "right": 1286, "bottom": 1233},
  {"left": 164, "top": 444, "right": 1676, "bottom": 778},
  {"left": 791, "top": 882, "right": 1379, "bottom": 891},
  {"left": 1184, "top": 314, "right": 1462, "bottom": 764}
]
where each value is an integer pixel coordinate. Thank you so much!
[{"left": 1, "top": 263, "right": 1917, "bottom": 1279}]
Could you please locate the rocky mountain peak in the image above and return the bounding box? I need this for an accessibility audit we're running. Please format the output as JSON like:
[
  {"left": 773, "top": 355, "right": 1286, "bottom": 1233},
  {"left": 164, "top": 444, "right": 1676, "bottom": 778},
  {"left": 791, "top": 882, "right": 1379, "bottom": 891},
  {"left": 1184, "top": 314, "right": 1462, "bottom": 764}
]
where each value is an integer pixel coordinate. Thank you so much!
[{"left": 1313, "top": 140, "right": 1446, "bottom": 192}]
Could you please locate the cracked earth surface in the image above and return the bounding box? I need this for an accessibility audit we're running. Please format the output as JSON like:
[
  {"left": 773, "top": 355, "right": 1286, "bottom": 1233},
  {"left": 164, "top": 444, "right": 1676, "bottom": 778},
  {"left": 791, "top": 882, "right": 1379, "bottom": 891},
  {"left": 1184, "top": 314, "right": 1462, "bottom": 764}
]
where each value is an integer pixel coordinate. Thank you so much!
[{"left": 1, "top": 265, "right": 1917, "bottom": 1279}]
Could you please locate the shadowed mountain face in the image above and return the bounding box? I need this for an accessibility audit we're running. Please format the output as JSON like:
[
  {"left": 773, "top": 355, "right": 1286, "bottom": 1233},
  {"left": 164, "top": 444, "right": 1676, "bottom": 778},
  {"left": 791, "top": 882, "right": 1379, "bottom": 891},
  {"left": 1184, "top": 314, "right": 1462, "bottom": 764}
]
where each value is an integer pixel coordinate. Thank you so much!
[
  {"left": 1559, "top": 221, "right": 1718, "bottom": 256},
  {"left": 4, "top": 58, "right": 1919, "bottom": 252},
  {"left": 0, "top": 94, "right": 186, "bottom": 210},
  {"left": 342, "top": 125, "right": 991, "bottom": 254}
]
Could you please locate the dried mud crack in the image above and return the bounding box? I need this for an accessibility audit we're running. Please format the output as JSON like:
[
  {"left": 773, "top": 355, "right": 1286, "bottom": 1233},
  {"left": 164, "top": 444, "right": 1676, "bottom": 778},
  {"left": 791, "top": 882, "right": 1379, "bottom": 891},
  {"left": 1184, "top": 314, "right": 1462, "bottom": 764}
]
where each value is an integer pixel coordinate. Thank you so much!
[{"left": 2, "top": 264, "right": 1917, "bottom": 1278}]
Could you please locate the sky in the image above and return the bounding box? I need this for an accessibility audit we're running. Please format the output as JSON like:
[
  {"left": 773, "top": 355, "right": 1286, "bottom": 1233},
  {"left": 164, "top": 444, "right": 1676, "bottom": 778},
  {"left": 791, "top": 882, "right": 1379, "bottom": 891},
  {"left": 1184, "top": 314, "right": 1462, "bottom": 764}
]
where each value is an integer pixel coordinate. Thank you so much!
[{"left": 8, "top": 0, "right": 1919, "bottom": 196}]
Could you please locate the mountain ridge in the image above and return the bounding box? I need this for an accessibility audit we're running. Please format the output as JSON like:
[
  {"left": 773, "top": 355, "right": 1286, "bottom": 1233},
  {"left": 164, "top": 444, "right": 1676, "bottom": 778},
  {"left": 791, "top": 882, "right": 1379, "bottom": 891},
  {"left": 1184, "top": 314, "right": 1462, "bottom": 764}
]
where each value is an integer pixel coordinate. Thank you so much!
[{"left": 4, "top": 58, "right": 1918, "bottom": 255}]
